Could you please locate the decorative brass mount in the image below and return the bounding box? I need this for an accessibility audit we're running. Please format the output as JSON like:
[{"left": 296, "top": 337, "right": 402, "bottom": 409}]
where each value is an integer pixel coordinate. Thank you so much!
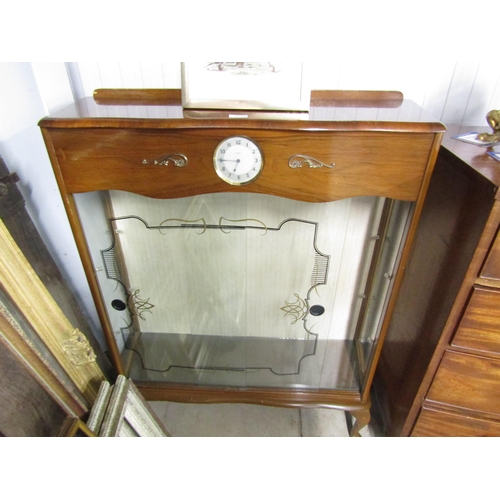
[
  {"left": 142, "top": 153, "right": 188, "bottom": 167},
  {"left": 288, "top": 154, "right": 335, "bottom": 169}
]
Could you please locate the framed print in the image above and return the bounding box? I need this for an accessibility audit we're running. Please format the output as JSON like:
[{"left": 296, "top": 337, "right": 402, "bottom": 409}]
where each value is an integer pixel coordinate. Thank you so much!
[{"left": 181, "top": 62, "right": 310, "bottom": 111}]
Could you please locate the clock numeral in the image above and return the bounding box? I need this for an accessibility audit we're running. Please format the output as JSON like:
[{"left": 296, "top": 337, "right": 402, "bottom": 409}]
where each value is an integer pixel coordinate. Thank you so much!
[
  {"left": 227, "top": 142, "right": 231, "bottom": 147},
  {"left": 254, "top": 158, "right": 259, "bottom": 163},
  {"left": 236, "top": 140, "right": 241, "bottom": 145},
  {"left": 246, "top": 173, "right": 250, "bottom": 178},
  {"left": 221, "top": 149, "right": 225, "bottom": 154}
]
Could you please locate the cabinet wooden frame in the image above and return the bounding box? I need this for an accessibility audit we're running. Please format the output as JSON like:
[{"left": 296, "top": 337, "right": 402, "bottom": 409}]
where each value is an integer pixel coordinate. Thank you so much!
[{"left": 39, "top": 90, "right": 444, "bottom": 436}]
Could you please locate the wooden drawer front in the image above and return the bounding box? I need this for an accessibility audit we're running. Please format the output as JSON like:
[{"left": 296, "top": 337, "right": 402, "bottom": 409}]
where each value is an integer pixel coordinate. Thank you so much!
[
  {"left": 452, "top": 287, "right": 500, "bottom": 355},
  {"left": 412, "top": 407, "right": 500, "bottom": 436},
  {"left": 47, "top": 128, "right": 435, "bottom": 202},
  {"left": 427, "top": 351, "right": 500, "bottom": 416},
  {"left": 481, "top": 228, "right": 500, "bottom": 280}
]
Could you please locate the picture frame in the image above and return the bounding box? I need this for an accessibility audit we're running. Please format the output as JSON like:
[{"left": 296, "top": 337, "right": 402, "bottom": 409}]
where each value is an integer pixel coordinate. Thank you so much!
[
  {"left": 0, "top": 219, "right": 106, "bottom": 404},
  {"left": 181, "top": 62, "right": 310, "bottom": 112},
  {"left": 88, "top": 376, "right": 170, "bottom": 437}
]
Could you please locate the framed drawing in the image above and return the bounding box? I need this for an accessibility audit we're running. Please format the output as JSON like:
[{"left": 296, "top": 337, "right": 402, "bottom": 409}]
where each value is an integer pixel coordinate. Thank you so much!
[{"left": 181, "top": 62, "right": 310, "bottom": 111}]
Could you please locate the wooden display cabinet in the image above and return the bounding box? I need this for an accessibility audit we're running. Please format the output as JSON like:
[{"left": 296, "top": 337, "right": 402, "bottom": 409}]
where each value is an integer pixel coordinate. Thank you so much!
[{"left": 39, "top": 89, "right": 444, "bottom": 436}]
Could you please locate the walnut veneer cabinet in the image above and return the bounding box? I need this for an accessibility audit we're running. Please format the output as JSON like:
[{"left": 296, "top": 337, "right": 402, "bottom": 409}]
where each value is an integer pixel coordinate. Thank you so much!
[
  {"left": 39, "top": 89, "right": 444, "bottom": 436},
  {"left": 375, "top": 126, "right": 500, "bottom": 436}
]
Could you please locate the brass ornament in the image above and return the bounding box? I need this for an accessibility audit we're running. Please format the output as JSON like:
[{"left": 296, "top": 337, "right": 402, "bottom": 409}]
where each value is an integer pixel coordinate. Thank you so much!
[
  {"left": 288, "top": 154, "right": 335, "bottom": 169},
  {"left": 142, "top": 153, "right": 188, "bottom": 167},
  {"left": 477, "top": 110, "right": 500, "bottom": 143}
]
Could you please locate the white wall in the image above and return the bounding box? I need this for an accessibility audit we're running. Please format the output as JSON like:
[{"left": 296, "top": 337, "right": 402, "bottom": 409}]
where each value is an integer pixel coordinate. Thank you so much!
[
  {"left": 73, "top": 62, "right": 500, "bottom": 127},
  {"left": 0, "top": 63, "right": 103, "bottom": 343},
  {"left": 1, "top": 61, "right": 499, "bottom": 349}
]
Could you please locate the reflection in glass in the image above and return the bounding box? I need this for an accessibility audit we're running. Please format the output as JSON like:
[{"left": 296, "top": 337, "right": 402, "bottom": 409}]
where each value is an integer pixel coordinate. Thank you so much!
[{"left": 75, "top": 191, "right": 412, "bottom": 392}]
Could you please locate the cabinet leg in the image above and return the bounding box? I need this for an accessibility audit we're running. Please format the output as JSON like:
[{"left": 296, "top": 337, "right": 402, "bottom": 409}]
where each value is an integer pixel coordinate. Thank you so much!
[{"left": 348, "top": 408, "right": 371, "bottom": 437}]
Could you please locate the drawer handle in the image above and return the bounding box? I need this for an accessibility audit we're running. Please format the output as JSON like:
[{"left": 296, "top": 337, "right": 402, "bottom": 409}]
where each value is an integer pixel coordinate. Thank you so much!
[
  {"left": 142, "top": 153, "right": 188, "bottom": 167},
  {"left": 288, "top": 155, "right": 335, "bottom": 169}
]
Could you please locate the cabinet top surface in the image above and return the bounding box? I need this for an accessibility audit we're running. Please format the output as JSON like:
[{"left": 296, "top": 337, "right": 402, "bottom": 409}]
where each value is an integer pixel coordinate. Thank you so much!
[
  {"left": 39, "top": 91, "right": 445, "bottom": 133},
  {"left": 442, "top": 125, "right": 500, "bottom": 191}
]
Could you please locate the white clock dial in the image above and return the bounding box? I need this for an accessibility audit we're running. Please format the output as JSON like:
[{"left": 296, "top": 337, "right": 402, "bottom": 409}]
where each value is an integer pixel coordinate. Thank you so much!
[{"left": 213, "top": 136, "right": 264, "bottom": 185}]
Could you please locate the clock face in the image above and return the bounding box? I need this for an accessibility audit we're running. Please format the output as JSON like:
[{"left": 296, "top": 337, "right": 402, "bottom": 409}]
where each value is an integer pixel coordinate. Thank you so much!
[{"left": 213, "top": 136, "right": 264, "bottom": 185}]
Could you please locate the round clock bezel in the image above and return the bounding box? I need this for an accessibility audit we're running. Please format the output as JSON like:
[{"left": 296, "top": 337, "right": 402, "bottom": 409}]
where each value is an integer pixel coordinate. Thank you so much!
[{"left": 213, "top": 135, "right": 264, "bottom": 186}]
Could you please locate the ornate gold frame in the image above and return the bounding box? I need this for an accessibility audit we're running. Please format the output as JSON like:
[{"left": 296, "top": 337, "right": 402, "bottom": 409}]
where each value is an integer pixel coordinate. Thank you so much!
[{"left": 0, "top": 219, "right": 105, "bottom": 404}]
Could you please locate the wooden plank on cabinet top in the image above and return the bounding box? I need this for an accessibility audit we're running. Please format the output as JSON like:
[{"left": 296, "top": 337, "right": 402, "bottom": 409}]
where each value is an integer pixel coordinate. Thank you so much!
[
  {"left": 426, "top": 351, "right": 500, "bottom": 416},
  {"left": 92, "top": 88, "right": 405, "bottom": 108},
  {"left": 412, "top": 407, "right": 500, "bottom": 436},
  {"left": 452, "top": 287, "right": 500, "bottom": 356}
]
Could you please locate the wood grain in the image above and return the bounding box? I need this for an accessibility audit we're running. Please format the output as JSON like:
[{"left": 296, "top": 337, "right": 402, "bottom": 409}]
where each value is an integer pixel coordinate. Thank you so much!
[
  {"left": 137, "top": 381, "right": 369, "bottom": 410},
  {"left": 310, "top": 90, "right": 404, "bottom": 108},
  {"left": 412, "top": 407, "right": 500, "bottom": 436},
  {"left": 427, "top": 350, "right": 500, "bottom": 416},
  {"left": 47, "top": 128, "right": 436, "bottom": 202},
  {"left": 481, "top": 229, "right": 500, "bottom": 279},
  {"left": 92, "top": 88, "right": 405, "bottom": 108},
  {"left": 452, "top": 287, "right": 500, "bottom": 355},
  {"left": 93, "top": 88, "right": 182, "bottom": 105}
]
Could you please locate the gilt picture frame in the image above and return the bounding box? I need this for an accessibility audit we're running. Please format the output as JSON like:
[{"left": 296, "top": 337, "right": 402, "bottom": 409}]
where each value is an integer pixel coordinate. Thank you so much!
[
  {"left": 0, "top": 219, "right": 105, "bottom": 404},
  {"left": 181, "top": 62, "right": 310, "bottom": 112}
]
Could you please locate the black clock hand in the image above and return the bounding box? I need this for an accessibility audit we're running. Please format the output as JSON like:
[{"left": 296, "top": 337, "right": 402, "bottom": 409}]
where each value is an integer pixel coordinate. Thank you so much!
[{"left": 218, "top": 158, "right": 241, "bottom": 172}]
